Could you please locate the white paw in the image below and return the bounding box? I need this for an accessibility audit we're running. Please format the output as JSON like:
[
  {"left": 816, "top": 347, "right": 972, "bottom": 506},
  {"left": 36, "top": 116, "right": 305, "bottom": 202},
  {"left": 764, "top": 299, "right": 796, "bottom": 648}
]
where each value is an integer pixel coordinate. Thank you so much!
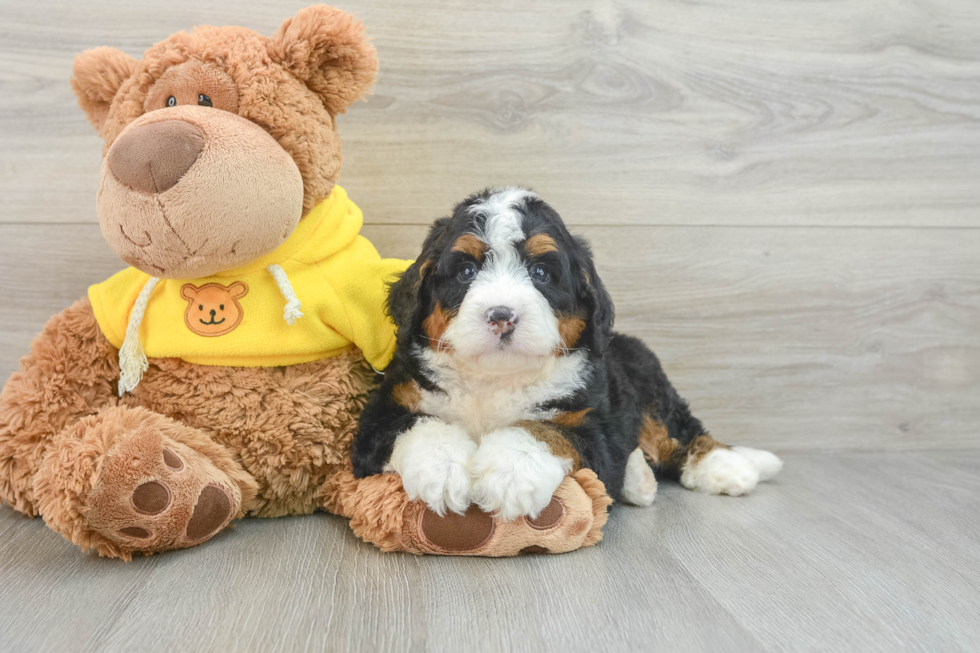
[
  {"left": 681, "top": 447, "right": 759, "bottom": 496},
  {"left": 386, "top": 418, "right": 477, "bottom": 516},
  {"left": 731, "top": 446, "right": 783, "bottom": 481},
  {"left": 621, "top": 447, "right": 658, "bottom": 506},
  {"left": 468, "top": 427, "right": 572, "bottom": 522}
]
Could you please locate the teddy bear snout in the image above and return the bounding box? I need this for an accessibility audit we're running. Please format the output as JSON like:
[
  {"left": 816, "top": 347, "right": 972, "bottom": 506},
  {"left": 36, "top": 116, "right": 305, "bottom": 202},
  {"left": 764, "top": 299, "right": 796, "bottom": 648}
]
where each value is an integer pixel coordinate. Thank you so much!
[{"left": 107, "top": 120, "right": 206, "bottom": 194}]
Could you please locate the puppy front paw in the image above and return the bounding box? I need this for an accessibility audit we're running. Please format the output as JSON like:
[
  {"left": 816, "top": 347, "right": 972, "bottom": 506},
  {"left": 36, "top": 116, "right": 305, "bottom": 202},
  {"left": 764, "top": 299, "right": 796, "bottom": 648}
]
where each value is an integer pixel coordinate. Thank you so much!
[
  {"left": 387, "top": 418, "right": 477, "bottom": 516},
  {"left": 468, "top": 427, "right": 573, "bottom": 522}
]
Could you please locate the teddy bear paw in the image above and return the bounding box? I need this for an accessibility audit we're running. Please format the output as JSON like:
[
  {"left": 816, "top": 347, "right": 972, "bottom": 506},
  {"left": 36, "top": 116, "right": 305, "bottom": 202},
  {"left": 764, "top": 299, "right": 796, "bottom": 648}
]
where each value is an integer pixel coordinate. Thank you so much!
[
  {"left": 402, "top": 473, "right": 606, "bottom": 556},
  {"left": 84, "top": 425, "right": 242, "bottom": 553}
]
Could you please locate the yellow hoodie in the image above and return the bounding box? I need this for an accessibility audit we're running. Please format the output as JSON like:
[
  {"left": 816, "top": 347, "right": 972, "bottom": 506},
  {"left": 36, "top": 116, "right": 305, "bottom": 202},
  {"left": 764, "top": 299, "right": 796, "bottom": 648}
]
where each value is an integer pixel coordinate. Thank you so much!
[{"left": 89, "top": 186, "right": 410, "bottom": 382}]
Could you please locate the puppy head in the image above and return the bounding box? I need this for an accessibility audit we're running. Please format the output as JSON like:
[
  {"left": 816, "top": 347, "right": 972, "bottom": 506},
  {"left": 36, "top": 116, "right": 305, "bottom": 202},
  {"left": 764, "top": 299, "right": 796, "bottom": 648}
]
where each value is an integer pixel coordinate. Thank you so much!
[{"left": 390, "top": 187, "right": 614, "bottom": 374}]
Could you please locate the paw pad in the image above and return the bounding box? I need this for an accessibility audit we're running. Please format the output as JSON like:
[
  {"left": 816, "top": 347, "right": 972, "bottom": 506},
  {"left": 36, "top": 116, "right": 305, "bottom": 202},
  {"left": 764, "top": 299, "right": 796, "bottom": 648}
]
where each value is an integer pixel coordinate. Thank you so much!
[
  {"left": 419, "top": 505, "right": 495, "bottom": 552},
  {"left": 186, "top": 484, "right": 233, "bottom": 541},
  {"left": 162, "top": 448, "right": 183, "bottom": 470},
  {"left": 119, "top": 526, "right": 151, "bottom": 538},
  {"left": 131, "top": 480, "right": 171, "bottom": 514},
  {"left": 526, "top": 498, "right": 564, "bottom": 530}
]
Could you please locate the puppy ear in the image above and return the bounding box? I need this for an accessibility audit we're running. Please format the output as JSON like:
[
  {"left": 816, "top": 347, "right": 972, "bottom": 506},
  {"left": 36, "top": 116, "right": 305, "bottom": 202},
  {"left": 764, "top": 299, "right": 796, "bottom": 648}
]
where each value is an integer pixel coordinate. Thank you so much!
[
  {"left": 272, "top": 5, "right": 379, "bottom": 116},
  {"left": 575, "top": 236, "right": 615, "bottom": 352},
  {"left": 71, "top": 47, "right": 138, "bottom": 133},
  {"left": 387, "top": 217, "right": 452, "bottom": 338}
]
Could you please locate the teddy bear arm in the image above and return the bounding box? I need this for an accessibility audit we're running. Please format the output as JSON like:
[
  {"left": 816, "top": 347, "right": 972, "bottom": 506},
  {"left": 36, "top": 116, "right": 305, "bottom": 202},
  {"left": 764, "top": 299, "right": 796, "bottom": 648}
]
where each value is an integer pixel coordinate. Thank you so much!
[{"left": 0, "top": 297, "right": 119, "bottom": 514}]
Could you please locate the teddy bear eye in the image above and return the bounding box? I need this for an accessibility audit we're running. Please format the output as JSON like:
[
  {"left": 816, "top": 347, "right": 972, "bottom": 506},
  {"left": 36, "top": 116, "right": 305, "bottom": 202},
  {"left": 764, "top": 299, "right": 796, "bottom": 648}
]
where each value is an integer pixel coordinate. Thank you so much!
[
  {"left": 166, "top": 96, "right": 177, "bottom": 108},
  {"left": 219, "top": 304, "right": 224, "bottom": 310},
  {"left": 198, "top": 304, "right": 203, "bottom": 310},
  {"left": 198, "top": 94, "right": 213, "bottom": 107}
]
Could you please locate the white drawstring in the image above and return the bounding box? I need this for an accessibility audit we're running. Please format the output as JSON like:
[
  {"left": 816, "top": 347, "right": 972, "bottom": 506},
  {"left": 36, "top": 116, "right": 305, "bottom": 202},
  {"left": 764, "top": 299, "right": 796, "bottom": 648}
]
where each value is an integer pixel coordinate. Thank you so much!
[
  {"left": 118, "top": 276, "right": 159, "bottom": 396},
  {"left": 267, "top": 264, "right": 304, "bottom": 325}
]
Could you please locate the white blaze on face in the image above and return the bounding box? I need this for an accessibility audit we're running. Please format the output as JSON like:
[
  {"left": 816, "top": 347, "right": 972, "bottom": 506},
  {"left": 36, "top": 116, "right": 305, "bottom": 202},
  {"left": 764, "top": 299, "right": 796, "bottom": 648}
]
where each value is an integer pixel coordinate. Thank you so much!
[{"left": 441, "top": 188, "right": 561, "bottom": 373}]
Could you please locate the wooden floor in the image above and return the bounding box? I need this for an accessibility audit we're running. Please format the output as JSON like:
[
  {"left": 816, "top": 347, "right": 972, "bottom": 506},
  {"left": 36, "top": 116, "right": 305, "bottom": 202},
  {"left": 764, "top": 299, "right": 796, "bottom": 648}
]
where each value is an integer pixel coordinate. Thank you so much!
[
  {"left": 0, "top": 452, "right": 978, "bottom": 652},
  {"left": 1, "top": 0, "right": 979, "bottom": 651}
]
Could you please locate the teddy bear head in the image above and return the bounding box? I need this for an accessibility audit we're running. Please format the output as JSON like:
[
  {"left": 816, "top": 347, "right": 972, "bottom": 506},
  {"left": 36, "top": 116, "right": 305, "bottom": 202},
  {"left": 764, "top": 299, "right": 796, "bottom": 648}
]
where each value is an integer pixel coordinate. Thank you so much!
[{"left": 71, "top": 5, "right": 377, "bottom": 279}]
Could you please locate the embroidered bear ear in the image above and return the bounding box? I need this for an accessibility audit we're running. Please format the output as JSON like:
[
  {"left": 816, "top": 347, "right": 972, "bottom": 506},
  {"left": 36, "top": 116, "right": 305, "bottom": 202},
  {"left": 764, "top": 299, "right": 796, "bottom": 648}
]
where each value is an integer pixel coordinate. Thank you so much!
[
  {"left": 271, "top": 5, "right": 378, "bottom": 116},
  {"left": 71, "top": 46, "right": 138, "bottom": 134},
  {"left": 180, "top": 284, "right": 200, "bottom": 301},
  {"left": 228, "top": 281, "right": 249, "bottom": 300}
]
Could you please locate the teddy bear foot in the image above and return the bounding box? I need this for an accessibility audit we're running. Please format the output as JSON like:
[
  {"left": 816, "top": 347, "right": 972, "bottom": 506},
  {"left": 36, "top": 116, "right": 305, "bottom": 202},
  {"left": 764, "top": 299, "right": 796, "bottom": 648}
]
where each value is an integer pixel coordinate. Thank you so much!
[
  {"left": 400, "top": 469, "right": 612, "bottom": 556},
  {"left": 35, "top": 406, "right": 255, "bottom": 559},
  {"left": 83, "top": 425, "right": 243, "bottom": 554}
]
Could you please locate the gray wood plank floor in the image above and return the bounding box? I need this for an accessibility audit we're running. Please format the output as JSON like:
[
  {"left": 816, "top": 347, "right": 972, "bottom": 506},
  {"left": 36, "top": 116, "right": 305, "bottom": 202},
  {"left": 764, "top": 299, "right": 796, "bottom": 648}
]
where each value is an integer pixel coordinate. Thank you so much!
[{"left": 1, "top": 452, "right": 978, "bottom": 653}]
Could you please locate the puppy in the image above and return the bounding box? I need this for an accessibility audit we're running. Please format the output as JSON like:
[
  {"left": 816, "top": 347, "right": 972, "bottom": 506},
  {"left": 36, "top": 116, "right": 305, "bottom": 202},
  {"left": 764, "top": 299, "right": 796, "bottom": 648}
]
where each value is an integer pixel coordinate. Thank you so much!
[{"left": 353, "top": 188, "right": 782, "bottom": 520}]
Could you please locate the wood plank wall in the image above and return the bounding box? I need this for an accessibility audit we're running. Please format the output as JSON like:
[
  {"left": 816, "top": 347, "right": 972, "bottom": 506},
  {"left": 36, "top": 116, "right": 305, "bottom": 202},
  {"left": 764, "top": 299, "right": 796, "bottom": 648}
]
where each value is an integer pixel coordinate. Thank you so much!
[{"left": 1, "top": 0, "right": 978, "bottom": 451}]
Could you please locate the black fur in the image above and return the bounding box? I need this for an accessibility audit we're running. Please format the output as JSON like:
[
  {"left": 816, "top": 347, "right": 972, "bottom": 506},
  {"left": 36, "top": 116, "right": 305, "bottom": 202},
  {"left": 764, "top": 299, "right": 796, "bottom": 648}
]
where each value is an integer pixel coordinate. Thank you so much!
[{"left": 352, "top": 189, "right": 711, "bottom": 502}]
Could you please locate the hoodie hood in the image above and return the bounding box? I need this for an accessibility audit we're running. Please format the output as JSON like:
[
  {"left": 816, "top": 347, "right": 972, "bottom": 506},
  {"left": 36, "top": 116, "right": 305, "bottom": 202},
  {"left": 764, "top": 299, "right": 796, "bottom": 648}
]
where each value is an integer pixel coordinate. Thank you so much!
[{"left": 88, "top": 186, "right": 411, "bottom": 393}]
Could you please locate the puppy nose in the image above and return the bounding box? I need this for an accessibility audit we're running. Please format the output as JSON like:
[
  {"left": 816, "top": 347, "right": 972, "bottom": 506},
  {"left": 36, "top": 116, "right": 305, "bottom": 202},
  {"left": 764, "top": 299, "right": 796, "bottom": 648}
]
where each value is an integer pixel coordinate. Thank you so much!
[
  {"left": 209, "top": 309, "right": 216, "bottom": 317},
  {"left": 108, "top": 120, "right": 206, "bottom": 194},
  {"left": 486, "top": 306, "right": 519, "bottom": 336}
]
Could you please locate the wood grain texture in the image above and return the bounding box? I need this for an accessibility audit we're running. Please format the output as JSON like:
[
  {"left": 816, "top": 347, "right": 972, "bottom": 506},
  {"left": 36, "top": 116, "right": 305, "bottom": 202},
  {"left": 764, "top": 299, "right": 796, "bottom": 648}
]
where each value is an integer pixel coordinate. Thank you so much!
[
  {"left": 1, "top": 452, "right": 979, "bottom": 652},
  {"left": 2, "top": 0, "right": 980, "bottom": 225},
  {"left": 2, "top": 223, "right": 977, "bottom": 451}
]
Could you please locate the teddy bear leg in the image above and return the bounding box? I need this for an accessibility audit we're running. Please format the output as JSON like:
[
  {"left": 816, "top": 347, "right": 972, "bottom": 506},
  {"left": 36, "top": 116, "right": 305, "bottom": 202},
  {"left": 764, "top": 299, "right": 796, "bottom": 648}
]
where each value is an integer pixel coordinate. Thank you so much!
[
  {"left": 329, "top": 468, "right": 612, "bottom": 556},
  {"left": 34, "top": 405, "right": 257, "bottom": 560}
]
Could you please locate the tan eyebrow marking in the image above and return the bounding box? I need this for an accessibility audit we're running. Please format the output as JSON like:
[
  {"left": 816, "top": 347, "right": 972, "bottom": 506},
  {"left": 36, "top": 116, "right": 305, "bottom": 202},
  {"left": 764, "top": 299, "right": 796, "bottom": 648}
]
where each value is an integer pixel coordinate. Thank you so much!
[
  {"left": 525, "top": 234, "right": 558, "bottom": 257},
  {"left": 451, "top": 234, "right": 487, "bottom": 259}
]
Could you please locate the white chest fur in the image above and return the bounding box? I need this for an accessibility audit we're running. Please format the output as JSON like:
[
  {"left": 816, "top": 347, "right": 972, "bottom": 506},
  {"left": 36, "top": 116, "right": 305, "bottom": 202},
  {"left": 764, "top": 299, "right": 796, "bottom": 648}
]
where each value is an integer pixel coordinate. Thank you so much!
[{"left": 415, "top": 348, "right": 590, "bottom": 439}]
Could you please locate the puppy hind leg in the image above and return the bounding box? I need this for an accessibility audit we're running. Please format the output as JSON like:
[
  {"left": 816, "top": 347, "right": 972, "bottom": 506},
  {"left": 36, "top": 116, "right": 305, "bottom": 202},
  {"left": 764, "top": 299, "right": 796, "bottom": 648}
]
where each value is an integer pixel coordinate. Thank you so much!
[
  {"left": 678, "top": 435, "right": 760, "bottom": 497},
  {"left": 731, "top": 446, "right": 783, "bottom": 481}
]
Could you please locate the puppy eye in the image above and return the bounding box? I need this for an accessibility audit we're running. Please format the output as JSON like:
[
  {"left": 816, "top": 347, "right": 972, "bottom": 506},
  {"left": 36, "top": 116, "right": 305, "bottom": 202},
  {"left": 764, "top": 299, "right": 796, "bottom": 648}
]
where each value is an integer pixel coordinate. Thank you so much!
[
  {"left": 198, "top": 94, "right": 213, "bottom": 107},
  {"left": 457, "top": 262, "right": 478, "bottom": 283},
  {"left": 530, "top": 264, "right": 551, "bottom": 283},
  {"left": 166, "top": 96, "right": 177, "bottom": 108}
]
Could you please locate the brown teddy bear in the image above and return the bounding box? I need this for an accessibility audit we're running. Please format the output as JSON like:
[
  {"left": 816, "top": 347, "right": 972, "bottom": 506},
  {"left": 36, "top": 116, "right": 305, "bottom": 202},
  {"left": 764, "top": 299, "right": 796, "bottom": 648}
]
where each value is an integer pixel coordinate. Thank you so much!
[{"left": 0, "top": 5, "right": 611, "bottom": 559}]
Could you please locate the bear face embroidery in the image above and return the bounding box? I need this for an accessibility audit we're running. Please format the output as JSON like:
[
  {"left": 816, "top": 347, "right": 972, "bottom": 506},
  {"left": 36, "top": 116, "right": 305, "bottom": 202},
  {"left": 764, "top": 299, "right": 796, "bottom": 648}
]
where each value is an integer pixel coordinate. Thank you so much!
[{"left": 180, "top": 282, "right": 248, "bottom": 337}]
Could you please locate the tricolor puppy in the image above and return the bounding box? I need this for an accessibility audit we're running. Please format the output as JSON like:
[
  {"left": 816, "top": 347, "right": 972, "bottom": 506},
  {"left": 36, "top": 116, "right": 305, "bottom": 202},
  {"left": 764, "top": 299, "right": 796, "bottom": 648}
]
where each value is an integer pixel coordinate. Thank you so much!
[{"left": 353, "top": 188, "right": 782, "bottom": 520}]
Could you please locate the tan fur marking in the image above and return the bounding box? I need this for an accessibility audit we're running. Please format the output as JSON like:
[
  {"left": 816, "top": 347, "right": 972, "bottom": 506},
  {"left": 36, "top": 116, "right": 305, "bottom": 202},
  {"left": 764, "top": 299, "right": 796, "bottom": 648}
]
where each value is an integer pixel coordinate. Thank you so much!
[
  {"left": 525, "top": 234, "right": 558, "bottom": 257},
  {"left": 418, "top": 260, "right": 432, "bottom": 278},
  {"left": 637, "top": 416, "right": 678, "bottom": 465},
  {"left": 423, "top": 303, "right": 453, "bottom": 349},
  {"left": 687, "top": 434, "right": 727, "bottom": 465},
  {"left": 516, "top": 420, "right": 581, "bottom": 471},
  {"left": 391, "top": 380, "right": 422, "bottom": 412},
  {"left": 556, "top": 315, "right": 586, "bottom": 352},
  {"left": 551, "top": 408, "right": 592, "bottom": 429},
  {"left": 451, "top": 234, "right": 487, "bottom": 259}
]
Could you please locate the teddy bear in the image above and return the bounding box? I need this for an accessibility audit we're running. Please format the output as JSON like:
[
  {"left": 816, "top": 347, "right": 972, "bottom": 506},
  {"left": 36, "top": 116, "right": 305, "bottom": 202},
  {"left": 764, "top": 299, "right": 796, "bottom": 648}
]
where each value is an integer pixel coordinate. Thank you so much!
[{"left": 0, "top": 5, "right": 611, "bottom": 559}]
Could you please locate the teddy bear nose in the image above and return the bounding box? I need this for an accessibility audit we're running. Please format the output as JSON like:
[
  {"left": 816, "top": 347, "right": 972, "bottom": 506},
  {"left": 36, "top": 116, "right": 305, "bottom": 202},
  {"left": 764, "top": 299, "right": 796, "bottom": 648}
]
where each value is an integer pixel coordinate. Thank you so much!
[{"left": 108, "top": 120, "right": 206, "bottom": 194}]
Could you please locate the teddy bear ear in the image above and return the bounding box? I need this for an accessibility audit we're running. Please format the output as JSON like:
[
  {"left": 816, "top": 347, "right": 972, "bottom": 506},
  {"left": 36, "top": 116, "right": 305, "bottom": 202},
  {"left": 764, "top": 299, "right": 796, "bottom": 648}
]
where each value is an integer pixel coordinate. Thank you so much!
[
  {"left": 71, "top": 46, "right": 138, "bottom": 134},
  {"left": 271, "top": 5, "right": 379, "bottom": 116}
]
